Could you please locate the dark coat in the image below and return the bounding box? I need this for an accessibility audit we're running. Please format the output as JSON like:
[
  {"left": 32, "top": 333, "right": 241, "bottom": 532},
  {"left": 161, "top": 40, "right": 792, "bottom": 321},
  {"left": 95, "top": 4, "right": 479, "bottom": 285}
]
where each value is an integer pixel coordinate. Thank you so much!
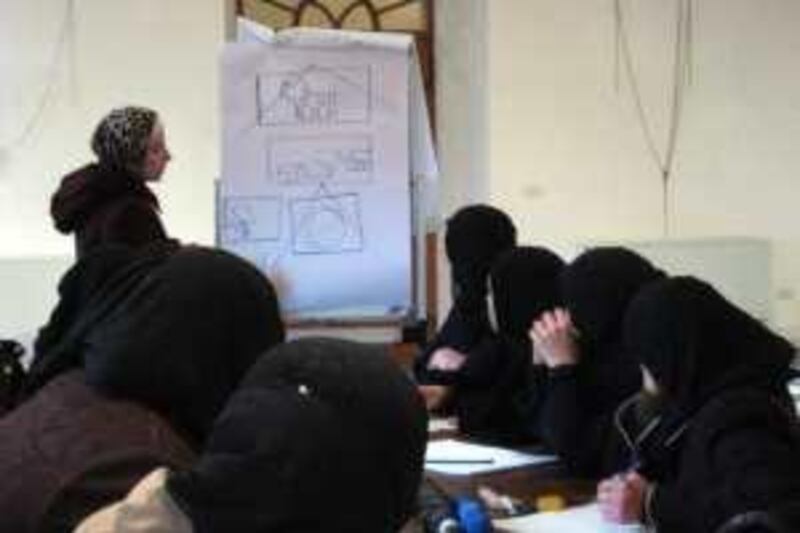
[
  {"left": 452, "top": 246, "right": 563, "bottom": 444},
  {"left": 414, "top": 287, "right": 494, "bottom": 386},
  {"left": 51, "top": 163, "right": 167, "bottom": 258},
  {"left": 539, "top": 247, "right": 664, "bottom": 477},
  {"left": 622, "top": 277, "right": 800, "bottom": 532},
  {"left": 454, "top": 335, "right": 549, "bottom": 444},
  {"left": 0, "top": 370, "right": 196, "bottom": 533},
  {"left": 644, "top": 388, "right": 800, "bottom": 533},
  {"left": 538, "top": 351, "right": 638, "bottom": 477},
  {"left": 414, "top": 205, "right": 516, "bottom": 384}
]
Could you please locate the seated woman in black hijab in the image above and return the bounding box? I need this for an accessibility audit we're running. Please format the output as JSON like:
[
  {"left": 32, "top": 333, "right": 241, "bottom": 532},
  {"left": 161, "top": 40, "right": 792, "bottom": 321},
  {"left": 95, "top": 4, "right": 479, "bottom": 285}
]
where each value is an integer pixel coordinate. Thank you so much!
[
  {"left": 414, "top": 204, "right": 516, "bottom": 409},
  {"left": 452, "top": 246, "right": 564, "bottom": 444},
  {"left": 0, "top": 244, "right": 285, "bottom": 532},
  {"left": 598, "top": 277, "right": 800, "bottom": 533},
  {"left": 76, "top": 338, "right": 428, "bottom": 533},
  {"left": 530, "top": 247, "right": 665, "bottom": 477}
]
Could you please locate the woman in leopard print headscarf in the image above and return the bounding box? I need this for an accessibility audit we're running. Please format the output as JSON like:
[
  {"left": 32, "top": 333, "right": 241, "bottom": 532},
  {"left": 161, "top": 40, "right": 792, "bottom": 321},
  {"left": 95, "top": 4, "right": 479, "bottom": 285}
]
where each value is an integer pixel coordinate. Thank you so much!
[{"left": 50, "top": 106, "right": 173, "bottom": 258}]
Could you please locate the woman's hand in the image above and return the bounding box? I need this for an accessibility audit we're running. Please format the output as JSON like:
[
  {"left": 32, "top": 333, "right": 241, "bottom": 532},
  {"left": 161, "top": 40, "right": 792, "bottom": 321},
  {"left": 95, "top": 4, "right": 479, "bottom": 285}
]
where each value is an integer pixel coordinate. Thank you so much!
[
  {"left": 597, "top": 472, "right": 648, "bottom": 524},
  {"left": 418, "top": 384, "right": 453, "bottom": 411},
  {"left": 529, "top": 308, "right": 580, "bottom": 368},
  {"left": 427, "top": 347, "right": 468, "bottom": 372}
]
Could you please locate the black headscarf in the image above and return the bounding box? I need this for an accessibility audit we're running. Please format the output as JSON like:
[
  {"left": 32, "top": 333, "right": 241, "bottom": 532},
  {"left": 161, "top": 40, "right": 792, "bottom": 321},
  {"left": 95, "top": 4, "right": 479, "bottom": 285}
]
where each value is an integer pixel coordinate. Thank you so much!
[
  {"left": 562, "top": 247, "right": 666, "bottom": 354},
  {"left": 418, "top": 205, "right": 516, "bottom": 366},
  {"left": 81, "top": 246, "right": 285, "bottom": 445},
  {"left": 624, "top": 276, "right": 795, "bottom": 415},
  {"left": 554, "top": 246, "right": 665, "bottom": 463},
  {"left": 28, "top": 245, "right": 285, "bottom": 446},
  {"left": 453, "top": 246, "right": 564, "bottom": 443},
  {"left": 445, "top": 204, "right": 517, "bottom": 295},
  {"left": 26, "top": 241, "right": 179, "bottom": 397},
  {"left": 167, "top": 338, "right": 428, "bottom": 533},
  {"left": 490, "top": 246, "right": 564, "bottom": 341}
]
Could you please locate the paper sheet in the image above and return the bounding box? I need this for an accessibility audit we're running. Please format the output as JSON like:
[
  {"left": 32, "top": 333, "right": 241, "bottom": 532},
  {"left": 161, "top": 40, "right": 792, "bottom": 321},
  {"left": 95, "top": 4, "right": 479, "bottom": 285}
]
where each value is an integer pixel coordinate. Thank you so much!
[
  {"left": 493, "top": 503, "right": 645, "bottom": 533},
  {"left": 221, "top": 23, "right": 434, "bottom": 316},
  {"left": 425, "top": 439, "right": 557, "bottom": 476},
  {"left": 427, "top": 417, "right": 458, "bottom": 434}
]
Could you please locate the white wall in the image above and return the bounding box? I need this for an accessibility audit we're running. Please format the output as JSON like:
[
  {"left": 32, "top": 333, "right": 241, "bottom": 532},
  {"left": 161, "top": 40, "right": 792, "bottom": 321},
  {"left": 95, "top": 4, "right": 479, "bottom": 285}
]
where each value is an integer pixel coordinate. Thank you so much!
[
  {"left": 0, "top": 0, "right": 226, "bottom": 258},
  {"left": 476, "top": 0, "right": 800, "bottom": 338},
  {"left": 433, "top": 0, "right": 490, "bottom": 318},
  {"left": 435, "top": 0, "right": 489, "bottom": 213}
]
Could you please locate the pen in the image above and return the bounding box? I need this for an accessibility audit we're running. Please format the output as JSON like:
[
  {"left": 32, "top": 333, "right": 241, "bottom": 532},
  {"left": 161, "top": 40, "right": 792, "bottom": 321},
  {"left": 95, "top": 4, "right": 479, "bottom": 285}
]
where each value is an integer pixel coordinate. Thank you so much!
[{"left": 425, "top": 458, "right": 495, "bottom": 464}]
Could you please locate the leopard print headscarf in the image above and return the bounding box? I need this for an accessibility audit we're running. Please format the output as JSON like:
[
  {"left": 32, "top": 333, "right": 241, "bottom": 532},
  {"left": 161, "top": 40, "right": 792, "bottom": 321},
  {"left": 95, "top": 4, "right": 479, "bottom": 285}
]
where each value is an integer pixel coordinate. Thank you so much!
[{"left": 91, "top": 106, "right": 158, "bottom": 175}]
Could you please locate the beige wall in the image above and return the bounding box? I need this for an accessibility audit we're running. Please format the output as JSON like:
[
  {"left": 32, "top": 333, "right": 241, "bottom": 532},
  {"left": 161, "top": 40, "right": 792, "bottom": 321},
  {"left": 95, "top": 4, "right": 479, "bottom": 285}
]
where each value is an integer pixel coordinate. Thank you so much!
[{"left": 478, "top": 0, "right": 800, "bottom": 338}]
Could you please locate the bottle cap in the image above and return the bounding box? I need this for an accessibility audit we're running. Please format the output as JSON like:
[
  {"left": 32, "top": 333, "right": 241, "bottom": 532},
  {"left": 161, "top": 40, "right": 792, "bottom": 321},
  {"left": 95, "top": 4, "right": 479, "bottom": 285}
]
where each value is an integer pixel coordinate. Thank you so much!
[{"left": 455, "top": 497, "right": 491, "bottom": 533}]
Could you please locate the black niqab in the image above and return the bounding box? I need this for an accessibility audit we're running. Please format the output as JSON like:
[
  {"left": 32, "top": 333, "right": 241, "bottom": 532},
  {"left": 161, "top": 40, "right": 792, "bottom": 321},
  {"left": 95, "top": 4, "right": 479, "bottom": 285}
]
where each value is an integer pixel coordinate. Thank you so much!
[
  {"left": 444, "top": 204, "right": 517, "bottom": 294},
  {"left": 490, "top": 246, "right": 564, "bottom": 340},
  {"left": 624, "top": 276, "right": 795, "bottom": 415},
  {"left": 562, "top": 247, "right": 666, "bottom": 351}
]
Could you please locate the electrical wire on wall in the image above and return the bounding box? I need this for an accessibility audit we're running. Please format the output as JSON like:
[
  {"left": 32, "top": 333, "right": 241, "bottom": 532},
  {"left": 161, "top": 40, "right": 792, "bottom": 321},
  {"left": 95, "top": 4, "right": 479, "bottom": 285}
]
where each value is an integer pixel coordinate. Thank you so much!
[
  {"left": 614, "top": 0, "right": 694, "bottom": 237},
  {"left": 0, "top": 0, "right": 76, "bottom": 162}
]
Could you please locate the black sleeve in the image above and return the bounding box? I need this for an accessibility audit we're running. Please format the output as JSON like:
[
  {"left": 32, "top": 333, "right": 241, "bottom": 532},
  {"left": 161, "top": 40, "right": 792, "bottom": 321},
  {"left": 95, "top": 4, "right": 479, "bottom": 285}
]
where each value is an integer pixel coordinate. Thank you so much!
[
  {"left": 702, "top": 421, "right": 800, "bottom": 530},
  {"left": 455, "top": 340, "right": 544, "bottom": 444},
  {"left": 27, "top": 246, "right": 146, "bottom": 397},
  {"left": 456, "top": 337, "right": 505, "bottom": 388},
  {"left": 650, "top": 393, "right": 800, "bottom": 532},
  {"left": 538, "top": 365, "right": 624, "bottom": 477},
  {"left": 413, "top": 289, "right": 492, "bottom": 384}
]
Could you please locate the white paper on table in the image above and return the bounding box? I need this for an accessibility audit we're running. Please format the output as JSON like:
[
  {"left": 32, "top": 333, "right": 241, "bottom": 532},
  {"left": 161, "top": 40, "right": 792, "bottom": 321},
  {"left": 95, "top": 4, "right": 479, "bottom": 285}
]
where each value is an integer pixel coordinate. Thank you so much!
[
  {"left": 493, "top": 503, "right": 646, "bottom": 533},
  {"left": 424, "top": 439, "right": 557, "bottom": 476},
  {"left": 427, "top": 417, "right": 458, "bottom": 434}
]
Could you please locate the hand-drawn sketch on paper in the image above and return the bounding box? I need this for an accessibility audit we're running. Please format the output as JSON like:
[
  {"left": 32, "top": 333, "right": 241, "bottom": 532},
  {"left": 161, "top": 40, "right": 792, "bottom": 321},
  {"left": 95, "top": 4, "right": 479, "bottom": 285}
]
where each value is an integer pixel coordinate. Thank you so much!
[
  {"left": 289, "top": 193, "right": 363, "bottom": 255},
  {"left": 220, "top": 196, "right": 282, "bottom": 244},
  {"left": 220, "top": 30, "right": 424, "bottom": 316},
  {"left": 268, "top": 135, "right": 374, "bottom": 185},
  {"left": 256, "top": 65, "right": 371, "bottom": 127}
]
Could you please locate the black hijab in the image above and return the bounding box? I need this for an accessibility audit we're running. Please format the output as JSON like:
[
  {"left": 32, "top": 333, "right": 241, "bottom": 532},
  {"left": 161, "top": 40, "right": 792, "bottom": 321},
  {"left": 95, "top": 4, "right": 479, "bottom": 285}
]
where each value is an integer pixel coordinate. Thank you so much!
[
  {"left": 26, "top": 241, "right": 179, "bottom": 397},
  {"left": 28, "top": 245, "right": 285, "bottom": 446},
  {"left": 490, "top": 246, "right": 564, "bottom": 341},
  {"left": 625, "top": 276, "right": 795, "bottom": 415},
  {"left": 445, "top": 204, "right": 517, "bottom": 295},
  {"left": 81, "top": 246, "right": 285, "bottom": 445},
  {"left": 453, "top": 246, "right": 564, "bottom": 443},
  {"left": 419, "top": 205, "right": 516, "bottom": 365},
  {"left": 559, "top": 246, "right": 666, "bottom": 427},
  {"left": 167, "top": 338, "right": 428, "bottom": 533},
  {"left": 562, "top": 247, "right": 666, "bottom": 353}
]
